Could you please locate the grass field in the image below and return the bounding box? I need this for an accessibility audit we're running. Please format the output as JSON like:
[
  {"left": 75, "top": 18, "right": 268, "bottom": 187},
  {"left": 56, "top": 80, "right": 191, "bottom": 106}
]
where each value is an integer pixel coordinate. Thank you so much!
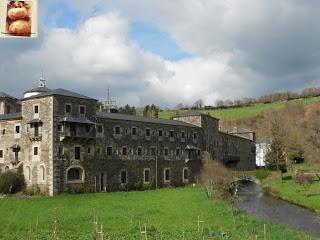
[
  {"left": 159, "top": 96, "right": 320, "bottom": 121},
  {"left": 263, "top": 163, "right": 320, "bottom": 211},
  {"left": 0, "top": 187, "right": 316, "bottom": 239}
]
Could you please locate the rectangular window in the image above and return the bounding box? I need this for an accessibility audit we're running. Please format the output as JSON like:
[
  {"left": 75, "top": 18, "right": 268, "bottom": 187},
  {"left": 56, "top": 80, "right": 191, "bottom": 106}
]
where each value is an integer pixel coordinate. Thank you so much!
[
  {"left": 197, "top": 149, "right": 201, "bottom": 156},
  {"left": 34, "top": 147, "right": 38, "bottom": 156},
  {"left": 58, "top": 124, "right": 62, "bottom": 132},
  {"left": 151, "top": 147, "right": 156, "bottom": 156},
  {"left": 58, "top": 146, "right": 64, "bottom": 155},
  {"left": 2, "top": 129, "right": 5, "bottom": 135},
  {"left": 115, "top": 126, "right": 121, "bottom": 134},
  {"left": 132, "top": 127, "right": 137, "bottom": 135},
  {"left": 74, "top": 146, "right": 81, "bottom": 160},
  {"left": 122, "top": 147, "right": 127, "bottom": 155},
  {"left": 79, "top": 105, "right": 86, "bottom": 115},
  {"left": 6, "top": 105, "right": 10, "bottom": 114},
  {"left": 87, "top": 147, "right": 91, "bottom": 154},
  {"left": 107, "top": 146, "right": 112, "bottom": 156},
  {"left": 164, "top": 148, "right": 169, "bottom": 156},
  {"left": 183, "top": 168, "right": 189, "bottom": 181},
  {"left": 144, "top": 168, "right": 150, "bottom": 183},
  {"left": 97, "top": 148, "right": 101, "bottom": 155},
  {"left": 34, "top": 124, "right": 39, "bottom": 137},
  {"left": 145, "top": 128, "right": 151, "bottom": 137},
  {"left": 65, "top": 104, "right": 72, "bottom": 113},
  {"left": 0, "top": 150, "right": 3, "bottom": 158},
  {"left": 86, "top": 125, "right": 91, "bottom": 133},
  {"left": 120, "top": 170, "right": 127, "bottom": 184},
  {"left": 164, "top": 168, "right": 170, "bottom": 183},
  {"left": 34, "top": 105, "right": 39, "bottom": 114},
  {"left": 181, "top": 131, "right": 185, "bottom": 138},
  {"left": 137, "top": 147, "right": 143, "bottom": 156},
  {"left": 193, "top": 132, "right": 197, "bottom": 140},
  {"left": 170, "top": 130, "right": 174, "bottom": 138},
  {"left": 97, "top": 125, "right": 103, "bottom": 133},
  {"left": 15, "top": 125, "right": 20, "bottom": 134},
  {"left": 158, "top": 129, "right": 163, "bottom": 137},
  {"left": 176, "top": 148, "right": 180, "bottom": 156}
]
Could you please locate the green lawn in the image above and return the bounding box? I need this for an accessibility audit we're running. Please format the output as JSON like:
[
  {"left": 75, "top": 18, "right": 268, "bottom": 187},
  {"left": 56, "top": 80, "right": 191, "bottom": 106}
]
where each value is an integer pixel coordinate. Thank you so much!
[
  {"left": 263, "top": 163, "right": 320, "bottom": 211},
  {"left": 159, "top": 96, "right": 320, "bottom": 121},
  {"left": 0, "top": 187, "right": 316, "bottom": 239}
]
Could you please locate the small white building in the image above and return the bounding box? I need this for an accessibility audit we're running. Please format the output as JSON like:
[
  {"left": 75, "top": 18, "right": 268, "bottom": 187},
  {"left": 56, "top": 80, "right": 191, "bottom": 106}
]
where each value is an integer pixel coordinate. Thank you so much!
[{"left": 256, "top": 140, "right": 270, "bottom": 167}]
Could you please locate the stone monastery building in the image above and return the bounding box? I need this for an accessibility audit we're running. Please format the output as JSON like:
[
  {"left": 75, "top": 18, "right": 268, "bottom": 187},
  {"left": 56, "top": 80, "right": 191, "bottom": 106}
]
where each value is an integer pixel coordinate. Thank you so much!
[{"left": 0, "top": 80, "right": 256, "bottom": 195}]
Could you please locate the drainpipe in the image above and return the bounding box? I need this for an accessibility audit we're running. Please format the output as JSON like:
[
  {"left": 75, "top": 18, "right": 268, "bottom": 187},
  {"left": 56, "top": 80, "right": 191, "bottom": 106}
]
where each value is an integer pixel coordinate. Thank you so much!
[{"left": 155, "top": 145, "right": 158, "bottom": 190}]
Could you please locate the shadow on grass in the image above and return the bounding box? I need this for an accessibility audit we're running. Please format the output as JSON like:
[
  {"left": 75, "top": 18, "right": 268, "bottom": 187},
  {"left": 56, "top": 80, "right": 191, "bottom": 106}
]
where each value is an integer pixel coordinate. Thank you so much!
[{"left": 282, "top": 176, "right": 292, "bottom": 181}]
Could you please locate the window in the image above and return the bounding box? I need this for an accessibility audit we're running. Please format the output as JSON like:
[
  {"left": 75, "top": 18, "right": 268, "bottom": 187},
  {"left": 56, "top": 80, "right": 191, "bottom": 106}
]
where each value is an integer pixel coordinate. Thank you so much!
[
  {"left": 67, "top": 168, "right": 83, "bottom": 181},
  {"left": 34, "top": 105, "right": 39, "bottom": 114},
  {"left": 158, "top": 129, "right": 163, "bottom": 137},
  {"left": 169, "top": 130, "right": 174, "bottom": 138},
  {"left": 132, "top": 127, "right": 137, "bottom": 135},
  {"left": 6, "top": 105, "right": 10, "bottom": 114},
  {"left": 86, "top": 125, "right": 91, "bottom": 133},
  {"left": 115, "top": 126, "right": 121, "bottom": 134},
  {"left": 193, "top": 132, "right": 197, "bottom": 140},
  {"left": 122, "top": 147, "right": 127, "bottom": 155},
  {"left": 79, "top": 105, "right": 86, "bottom": 115},
  {"left": 176, "top": 148, "right": 180, "bottom": 156},
  {"left": 65, "top": 104, "right": 72, "bottom": 113},
  {"left": 120, "top": 170, "right": 127, "bottom": 184},
  {"left": 58, "top": 124, "right": 62, "bottom": 132},
  {"left": 2, "top": 129, "right": 5, "bottom": 135},
  {"left": 74, "top": 147, "right": 81, "bottom": 160},
  {"left": 97, "top": 125, "right": 103, "bottom": 133},
  {"left": 137, "top": 147, "right": 143, "bottom": 156},
  {"left": 183, "top": 168, "right": 189, "bottom": 182},
  {"left": 59, "top": 146, "right": 64, "bottom": 155},
  {"left": 34, "top": 123, "right": 40, "bottom": 137},
  {"left": 145, "top": 128, "right": 151, "bottom": 137},
  {"left": 164, "top": 168, "right": 170, "bottom": 183},
  {"left": 151, "top": 147, "right": 156, "bottom": 156},
  {"left": 87, "top": 147, "right": 91, "bottom": 154},
  {"left": 164, "top": 148, "right": 169, "bottom": 156},
  {"left": 107, "top": 146, "right": 112, "bottom": 156},
  {"left": 97, "top": 148, "right": 101, "bottom": 155},
  {"left": 144, "top": 168, "right": 150, "bottom": 184},
  {"left": 0, "top": 150, "right": 3, "bottom": 158},
  {"left": 197, "top": 149, "right": 201, "bottom": 156},
  {"left": 33, "top": 146, "right": 38, "bottom": 156},
  {"left": 15, "top": 125, "right": 20, "bottom": 134},
  {"left": 181, "top": 131, "right": 185, "bottom": 138}
]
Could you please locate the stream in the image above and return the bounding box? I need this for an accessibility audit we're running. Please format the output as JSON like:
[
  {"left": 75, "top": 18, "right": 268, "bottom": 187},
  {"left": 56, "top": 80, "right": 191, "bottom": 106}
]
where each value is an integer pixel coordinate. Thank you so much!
[{"left": 235, "top": 182, "right": 320, "bottom": 237}]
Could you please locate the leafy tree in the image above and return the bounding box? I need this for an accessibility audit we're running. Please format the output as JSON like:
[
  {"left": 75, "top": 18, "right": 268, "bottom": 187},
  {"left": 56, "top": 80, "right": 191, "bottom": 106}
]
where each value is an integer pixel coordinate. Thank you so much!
[
  {"left": 193, "top": 99, "right": 204, "bottom": 109},
  {"left": 265, "top": 116, "right": 287, "bottom": 171},
  {"left": 143, "top": 104, "right": 160, "bottom": 118},
  {"left": 118, "top": 104, "right": 136, "bottom": 115}
]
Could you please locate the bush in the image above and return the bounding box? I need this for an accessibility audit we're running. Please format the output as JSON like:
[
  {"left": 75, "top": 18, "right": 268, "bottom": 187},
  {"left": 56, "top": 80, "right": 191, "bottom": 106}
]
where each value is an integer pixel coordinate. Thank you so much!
[
  {"left": 254, "top": 169, "right": 270, "bottom": 181},
  {"left": 0, "top": 170, "right": 26, "bottom": 194},
  {"left": 293, "top": 172, "right": 314, "bottom": 196}
]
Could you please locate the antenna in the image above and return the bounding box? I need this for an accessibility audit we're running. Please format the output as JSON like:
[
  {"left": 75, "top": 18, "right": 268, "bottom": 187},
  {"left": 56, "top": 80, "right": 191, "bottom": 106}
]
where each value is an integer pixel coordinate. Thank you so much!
[
  {"left": 38, "top": 71, "right": 46, "bottom": 88},
  {"left": 101, "top": 85, "right": 117, "bottom": 112}
]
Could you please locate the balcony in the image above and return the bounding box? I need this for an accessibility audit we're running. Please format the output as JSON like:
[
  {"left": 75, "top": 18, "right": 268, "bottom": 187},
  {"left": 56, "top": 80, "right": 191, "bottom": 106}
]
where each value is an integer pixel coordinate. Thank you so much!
[{"left": 59, "top": 117, "right": 96, "bottom": 142}]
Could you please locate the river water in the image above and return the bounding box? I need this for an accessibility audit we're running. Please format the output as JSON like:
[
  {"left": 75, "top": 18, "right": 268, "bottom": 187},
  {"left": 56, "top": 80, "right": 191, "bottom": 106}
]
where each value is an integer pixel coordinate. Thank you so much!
[{"left": 235, "top": 182, "right": 320, "bottom": 237}]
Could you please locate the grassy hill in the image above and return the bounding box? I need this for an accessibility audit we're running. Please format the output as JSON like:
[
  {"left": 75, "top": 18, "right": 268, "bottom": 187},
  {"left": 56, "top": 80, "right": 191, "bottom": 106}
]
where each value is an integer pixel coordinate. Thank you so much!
[{"left": 159, "top": 96, "right": 320, "bottom": 121}]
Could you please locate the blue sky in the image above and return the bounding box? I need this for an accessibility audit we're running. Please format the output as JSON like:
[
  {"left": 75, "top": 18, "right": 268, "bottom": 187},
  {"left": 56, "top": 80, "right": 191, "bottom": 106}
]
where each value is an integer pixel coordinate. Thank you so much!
[{"left": 44, "top": 2, "right": 190, "bottom": 61}]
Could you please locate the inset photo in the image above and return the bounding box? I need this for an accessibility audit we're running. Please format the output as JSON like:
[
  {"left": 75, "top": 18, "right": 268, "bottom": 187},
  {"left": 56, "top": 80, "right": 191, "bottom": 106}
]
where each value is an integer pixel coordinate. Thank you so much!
[{"left": 0, "top": 0, "right": 38, "bottom": 38}]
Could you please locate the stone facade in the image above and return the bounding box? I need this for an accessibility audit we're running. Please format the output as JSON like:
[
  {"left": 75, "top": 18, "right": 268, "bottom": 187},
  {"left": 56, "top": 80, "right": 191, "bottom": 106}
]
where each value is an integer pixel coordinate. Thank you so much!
[{"left": 0, "top": 84, "right": 256, "bottom": 196}]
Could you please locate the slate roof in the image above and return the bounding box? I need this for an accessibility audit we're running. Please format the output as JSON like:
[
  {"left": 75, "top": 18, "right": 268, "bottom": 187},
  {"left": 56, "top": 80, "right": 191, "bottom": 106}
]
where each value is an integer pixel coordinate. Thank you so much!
[
  {"left": 22, "top": 88, "right": 96, "bottom": 101},
  {"left": 229, "top": 128, "right": 254, "bottom": 134},
  {"left": 174, "top": 110, "right": 219, "bottom": 120},
  {"left": 0, "top": 91, "right": 18, "bottom": 100},
  {"left": 0, "top": 112, "right": 22, "bottom": 121},
  {"left": 24, "top": 86, "right": 52, "bottom": 94},
  {"left": 97, "top": 112, "right": 199, "bottom": 128}
]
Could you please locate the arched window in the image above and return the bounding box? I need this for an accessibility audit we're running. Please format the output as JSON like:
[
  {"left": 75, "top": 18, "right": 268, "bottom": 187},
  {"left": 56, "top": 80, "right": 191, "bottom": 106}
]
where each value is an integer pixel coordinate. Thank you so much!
[
  {"left": 67, "top": 167, "right": 84, "bottom": 181},
  {"left": 38, "top": 166, "right": 45, "bottom": 183},
  {"left": 25, "top": 166, "right": 31, "bottom": 182},
  {"left": 4, "top": 166, "right": 9, "bottom": 172}
]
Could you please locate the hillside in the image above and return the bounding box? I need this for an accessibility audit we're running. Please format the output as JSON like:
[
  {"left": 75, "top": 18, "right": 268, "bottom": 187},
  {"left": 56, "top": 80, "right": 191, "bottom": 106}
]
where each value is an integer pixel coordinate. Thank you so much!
[{"left": 159, "top": 96, "right": 320, "bottom": 121}]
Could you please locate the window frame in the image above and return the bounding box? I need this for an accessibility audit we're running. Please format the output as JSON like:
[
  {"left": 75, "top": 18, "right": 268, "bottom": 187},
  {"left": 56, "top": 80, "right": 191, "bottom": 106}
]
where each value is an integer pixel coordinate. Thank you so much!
[
  {"left": 164, "top": 168, "right": 171, "bottom": 183},
  {"left": 120, "top": 169, "right": 128, "bottom": 184},
  {"left": 79, "top": 105, "right": 86, "bottom": 115},
  {"left": 143, "top": 168, "right": 151, "bottom": 184},
  {"left": 65, "top": 103, "right": 72, "bottom": 114},
  {"left": 74, "top": 146, "right": 81, "bottom": 160}
]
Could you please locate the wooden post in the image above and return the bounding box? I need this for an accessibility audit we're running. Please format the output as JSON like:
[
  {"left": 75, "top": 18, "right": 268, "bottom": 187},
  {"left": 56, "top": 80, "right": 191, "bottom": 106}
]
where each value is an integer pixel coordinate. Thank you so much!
[{"left": 264, "top": 224, "right": 267, "bottom": 240}]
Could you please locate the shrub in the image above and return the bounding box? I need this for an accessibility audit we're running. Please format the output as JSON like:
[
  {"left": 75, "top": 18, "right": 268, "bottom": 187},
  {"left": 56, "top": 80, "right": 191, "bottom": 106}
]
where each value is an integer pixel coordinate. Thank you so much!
[
  {"left": 293, "top": 172, "right": 314, "bottom": 196},
  {"left": 0, "top": 170, "right": 26, "bottom": 194},
  {"left": 254, "top": 169, "right": 270, "bottom": 181},
  {"left": 64, "top": 183, "right": 85, "bottom": 194}
]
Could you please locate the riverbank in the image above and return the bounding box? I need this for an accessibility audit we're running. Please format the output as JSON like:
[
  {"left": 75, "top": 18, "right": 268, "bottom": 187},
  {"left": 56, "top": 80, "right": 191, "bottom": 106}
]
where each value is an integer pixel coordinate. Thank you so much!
[
  {"left": 261, "top": 163, "right": 320, "bottom": 212},
  {"left": 0, "top": 187, "right": 316, "bottom": 239}
]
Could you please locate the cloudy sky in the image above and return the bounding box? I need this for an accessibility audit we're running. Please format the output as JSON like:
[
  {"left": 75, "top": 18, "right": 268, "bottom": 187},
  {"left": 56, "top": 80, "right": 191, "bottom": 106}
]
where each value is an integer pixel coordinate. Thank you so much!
[{"left": 1, "top": 0, "right": 320, "bottom": 108}]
